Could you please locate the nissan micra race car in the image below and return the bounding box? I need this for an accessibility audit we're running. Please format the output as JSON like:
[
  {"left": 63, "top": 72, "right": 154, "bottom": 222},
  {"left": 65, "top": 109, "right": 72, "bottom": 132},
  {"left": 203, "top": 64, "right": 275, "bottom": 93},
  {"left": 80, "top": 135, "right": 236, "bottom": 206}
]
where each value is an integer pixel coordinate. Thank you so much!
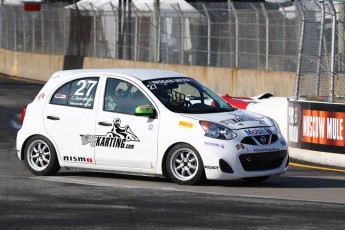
[{"left": 16, "top": 69, "right": 288, "bottom": 185}]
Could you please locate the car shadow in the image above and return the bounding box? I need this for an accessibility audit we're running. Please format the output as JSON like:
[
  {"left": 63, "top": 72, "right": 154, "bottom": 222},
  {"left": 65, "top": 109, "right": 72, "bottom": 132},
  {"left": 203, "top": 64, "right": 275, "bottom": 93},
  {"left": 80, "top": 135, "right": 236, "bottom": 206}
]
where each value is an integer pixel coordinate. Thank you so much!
[
  {"left": 203, "top": 175, "right": 345, "bottom": 189},
  {"left": 54, "top": 170, "right": 345, "bottom": 189}
]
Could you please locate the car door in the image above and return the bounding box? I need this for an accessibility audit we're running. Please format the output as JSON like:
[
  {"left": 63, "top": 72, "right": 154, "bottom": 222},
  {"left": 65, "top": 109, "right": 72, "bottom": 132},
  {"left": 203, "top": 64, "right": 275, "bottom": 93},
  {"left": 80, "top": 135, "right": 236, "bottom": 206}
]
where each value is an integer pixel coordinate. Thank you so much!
[
  {"left": 94, "top": 77, "right": 159, "bottom": 170},
  {"left": 43, "top": 76, "right": 100, "bottom": 165}
]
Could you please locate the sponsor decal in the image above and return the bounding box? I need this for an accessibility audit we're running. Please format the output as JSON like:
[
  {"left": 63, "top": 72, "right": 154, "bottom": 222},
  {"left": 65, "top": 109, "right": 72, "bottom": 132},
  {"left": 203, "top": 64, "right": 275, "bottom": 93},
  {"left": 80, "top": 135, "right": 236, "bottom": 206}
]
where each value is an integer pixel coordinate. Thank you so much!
[
  {"left": 69, "top": 95, "right": 94, "bottom": 107},
  {"left": 253, "top": 148, "right": 279, "bottom": 153},
  {"left": 81, "top": 118, "right": 140, "bottom": 149},
  {"left": 281, "top": 140, "right": 286, "bottom": 147},
  {"left": 139, "top": 105, "right": 152, "bottom": 112},
  {"left": 288, "top": 101, "right": 345, "bottom": 154},
  {"left": 204, "top": 142, "right": 224, "bottom": 149},
  {"left": 244, "top": 128, "right": 272, "bottom": 136},
  {"left": 146, "top": 78, "right": 192, "bottom": 90},
  {"left": 179, "top": 121, "right": 194, "bottom": 129},
  {"left": 236, "top": 143, "right": 245, "bottom": 150},
  {"left": 220, "top": 115, "right": 262, "bottom": 125},
  {"left": 288, "top": 104, "right": 300, "bottom": 143},
  {"left": 302, "top": 110, "right": 344, "bottom": 146},
  {"left": 37, "top": 93, "right": 45, "bottom": 100},
  {"left": 54, "top": 94, "right": 66, "bottom": 99},
  {"left": 81, "top": 134, "right": 97, "bottom": 147},
  {"left": 148, "top": 124, "right": 153, "bottom": 131},
  {"left": 63, "top": 156, "right": 93, "bottom": 163},
  {"left": 204, "top": 165, "right": 219, "bottom": 170}
]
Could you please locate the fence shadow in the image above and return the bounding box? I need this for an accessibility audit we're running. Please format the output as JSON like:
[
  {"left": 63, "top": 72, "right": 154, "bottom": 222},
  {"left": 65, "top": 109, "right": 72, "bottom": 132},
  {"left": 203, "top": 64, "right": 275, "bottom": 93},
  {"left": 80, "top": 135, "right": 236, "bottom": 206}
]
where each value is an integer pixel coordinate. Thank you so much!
[{"left": 63, "top": 56, "right": 84, "bottom": 70}]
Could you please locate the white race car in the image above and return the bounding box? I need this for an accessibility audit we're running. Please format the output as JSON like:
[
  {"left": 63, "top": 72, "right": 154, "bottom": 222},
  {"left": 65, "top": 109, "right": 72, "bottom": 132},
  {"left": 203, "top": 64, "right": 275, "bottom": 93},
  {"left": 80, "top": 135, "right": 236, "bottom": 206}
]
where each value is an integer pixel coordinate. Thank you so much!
[{"left": 16, "top": 69, "right": 288, "bottom": 185}]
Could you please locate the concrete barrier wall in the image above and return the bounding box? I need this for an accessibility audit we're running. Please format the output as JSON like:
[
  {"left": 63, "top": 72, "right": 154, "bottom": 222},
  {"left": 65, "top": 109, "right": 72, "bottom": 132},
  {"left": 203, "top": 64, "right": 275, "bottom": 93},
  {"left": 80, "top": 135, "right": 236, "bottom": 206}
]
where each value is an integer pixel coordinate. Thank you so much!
[
  {"left": 0, "top": 49, "right": 295, "bottom": 97},
  {"left": 2, "top": 49, "right": 345, "bottom": 168}
]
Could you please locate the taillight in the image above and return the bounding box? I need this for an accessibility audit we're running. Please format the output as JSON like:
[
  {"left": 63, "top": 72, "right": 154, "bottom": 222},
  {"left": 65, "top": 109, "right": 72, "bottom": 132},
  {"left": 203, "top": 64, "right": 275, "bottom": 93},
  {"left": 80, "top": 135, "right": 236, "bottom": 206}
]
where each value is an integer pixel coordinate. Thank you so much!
[{"left": 21, "top": 105, "right": 27, "bottom": 124}]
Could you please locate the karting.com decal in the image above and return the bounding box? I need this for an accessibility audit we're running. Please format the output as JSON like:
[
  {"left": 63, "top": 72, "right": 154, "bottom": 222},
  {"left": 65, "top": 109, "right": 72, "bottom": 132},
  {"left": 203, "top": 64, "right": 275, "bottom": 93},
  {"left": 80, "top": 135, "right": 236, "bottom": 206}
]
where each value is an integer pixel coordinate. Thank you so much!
[{"left": 80, "top": 118, "right": 140, "bottom": 149}]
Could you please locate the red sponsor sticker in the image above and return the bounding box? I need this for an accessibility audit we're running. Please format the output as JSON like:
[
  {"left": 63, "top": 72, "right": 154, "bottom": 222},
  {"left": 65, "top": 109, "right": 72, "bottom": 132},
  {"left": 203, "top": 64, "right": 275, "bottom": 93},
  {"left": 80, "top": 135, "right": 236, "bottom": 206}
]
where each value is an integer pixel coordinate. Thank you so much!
[{"left": 37, "top": 93, "right": 45, "bottom": 100}]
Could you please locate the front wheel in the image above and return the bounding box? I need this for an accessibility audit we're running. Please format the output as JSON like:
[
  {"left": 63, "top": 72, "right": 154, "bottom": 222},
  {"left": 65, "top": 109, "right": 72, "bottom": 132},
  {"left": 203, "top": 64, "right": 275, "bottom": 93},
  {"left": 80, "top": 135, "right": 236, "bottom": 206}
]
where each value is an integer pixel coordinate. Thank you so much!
[
  {"left": 166, "top": 143, "right": 205, "bottom": 185},
  {"left": 24, "top": 135, "right": 60, "bottom": 176}
]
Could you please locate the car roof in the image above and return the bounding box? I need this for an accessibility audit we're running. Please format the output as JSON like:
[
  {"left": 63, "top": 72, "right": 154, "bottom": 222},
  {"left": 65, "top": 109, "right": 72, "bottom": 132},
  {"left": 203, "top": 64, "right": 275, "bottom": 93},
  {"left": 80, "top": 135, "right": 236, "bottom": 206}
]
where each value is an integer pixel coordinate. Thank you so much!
[{"left": 51, "top": 69, "right": 189, "bottom": 81}]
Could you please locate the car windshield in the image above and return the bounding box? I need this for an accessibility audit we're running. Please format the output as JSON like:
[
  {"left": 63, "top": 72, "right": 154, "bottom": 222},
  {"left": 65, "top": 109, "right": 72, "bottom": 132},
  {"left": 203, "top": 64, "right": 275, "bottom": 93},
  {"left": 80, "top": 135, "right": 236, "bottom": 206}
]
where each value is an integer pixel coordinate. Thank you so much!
[{"left": 143, "top": 77, "right": 236, "bottom": 114}]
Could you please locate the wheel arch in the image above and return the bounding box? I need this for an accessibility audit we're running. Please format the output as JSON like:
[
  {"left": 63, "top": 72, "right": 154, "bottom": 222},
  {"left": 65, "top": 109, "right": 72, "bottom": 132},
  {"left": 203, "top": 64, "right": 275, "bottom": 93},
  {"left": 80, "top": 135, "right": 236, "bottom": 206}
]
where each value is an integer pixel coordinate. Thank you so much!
[
  {"left": 161, "top": 142, "right": 204, "bottom": 179},
  {"left": 20, "top": 134, "right": 60, "bottom": 161}
]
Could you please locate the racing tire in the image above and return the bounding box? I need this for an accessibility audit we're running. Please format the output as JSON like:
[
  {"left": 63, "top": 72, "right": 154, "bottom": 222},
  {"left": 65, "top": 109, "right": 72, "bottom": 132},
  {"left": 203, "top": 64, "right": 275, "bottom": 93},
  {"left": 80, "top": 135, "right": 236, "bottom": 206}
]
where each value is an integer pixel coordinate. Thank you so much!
[
  {"left": 242, "top": 176, "right": 270, "bottom": 184},
  {"left": 24, "top": 135, "right": 60, "bottom": 176},
  {"left": 166, "top": 143, "right": 205, "bottom": 185}
]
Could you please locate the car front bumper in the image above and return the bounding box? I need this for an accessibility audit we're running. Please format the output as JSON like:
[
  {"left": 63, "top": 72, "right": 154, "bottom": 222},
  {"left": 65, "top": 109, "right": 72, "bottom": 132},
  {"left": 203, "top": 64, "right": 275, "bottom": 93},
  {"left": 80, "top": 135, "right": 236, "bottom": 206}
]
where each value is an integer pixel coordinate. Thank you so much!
[{"left": 196, "top": 135, "right": 289, "bottom": 180}]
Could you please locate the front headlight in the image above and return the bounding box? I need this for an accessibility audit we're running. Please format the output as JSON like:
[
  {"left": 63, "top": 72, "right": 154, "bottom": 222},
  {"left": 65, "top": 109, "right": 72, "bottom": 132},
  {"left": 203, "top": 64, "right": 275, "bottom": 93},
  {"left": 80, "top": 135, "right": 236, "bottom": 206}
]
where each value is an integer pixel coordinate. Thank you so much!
[
  {"left": 199, "top": 121, "right": 237, "bottom": 140},
  {"left": 269, "top": 117, "right": 281, "bottom": 133}
]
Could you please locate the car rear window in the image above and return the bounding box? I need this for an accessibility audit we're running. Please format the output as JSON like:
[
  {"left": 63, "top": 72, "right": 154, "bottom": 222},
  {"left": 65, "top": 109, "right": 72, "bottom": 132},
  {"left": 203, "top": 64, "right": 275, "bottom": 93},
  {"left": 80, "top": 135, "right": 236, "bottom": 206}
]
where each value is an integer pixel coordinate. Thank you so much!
[{"left": 50, "top": 77, "right": 99, "bottom": 109}]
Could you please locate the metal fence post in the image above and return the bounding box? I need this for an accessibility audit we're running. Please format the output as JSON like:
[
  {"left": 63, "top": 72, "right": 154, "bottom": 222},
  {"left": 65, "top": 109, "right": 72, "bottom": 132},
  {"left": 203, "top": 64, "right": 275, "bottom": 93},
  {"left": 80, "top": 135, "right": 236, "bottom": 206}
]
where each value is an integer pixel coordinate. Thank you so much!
[
  {"left": 171, "top": 3, "right": 184, "bottom": 65},
  {"left": 250, "top": 3, "right": 260, "bottom": 68},
  {"left": 132, "top": 4, "right": 139, "bottom": 61},
  {"left": 339, "top": 2, "right": 345, "bottom": 73},
  {"left": 329, "top": 1, "right": 337, "bottom": 102},
  {"left": 75, "top": 1, "right": 81, "bottom": 56},
  {"left": 0, "top": 6, "right": 3, "bottom": 48},
  {"left": 23, "top": 13, "right": 26, "bottom": 52},
  {"left": 295, "top": 1, "right": 305, "bottom": 100},
  {"left": 153, "top": 0, "right": 160, "bottom": 63},
  {"left": 227, "top": 1, "right": 232, "bottom": 67},
  {"left": 64, "top": 9, "right": 67, "bottom": 55},
  {"left": 0, "top": 6, "right": 2, "bottom": 48},
  {"left": 41, "top": 10, "right": 44, "bottom": 53},
  {"left": 279, "top": 3, "right": 287, "bottom": 54},
  {"left": 90, "top": 3, "right": 97, "bottom": 57},
  {"left": 261, "top": 3, "right": 269, "bottom": 70},
  {"left": 202, "top": 4, "right": 211, "bottom": 66},
  {"left": 32, "top": 14, "right": 35, "bottom": 52},
  {"left": 3, "top": 7, "right": 9, "bottom": 49},
  {"left": 110, "top": 3, "right": 118, "bottom": 59},
  {"left": 178, "top": 4, "right": 185, "bottom": 65},
  {"left": 316, "top": 1, "right": 325, "bottom": 98},
  {"left": 229, "top": 2, "right": 238, "bottom": 68},
  {"left": 10, "top": 7, "right": 17, "bottom": 51}
]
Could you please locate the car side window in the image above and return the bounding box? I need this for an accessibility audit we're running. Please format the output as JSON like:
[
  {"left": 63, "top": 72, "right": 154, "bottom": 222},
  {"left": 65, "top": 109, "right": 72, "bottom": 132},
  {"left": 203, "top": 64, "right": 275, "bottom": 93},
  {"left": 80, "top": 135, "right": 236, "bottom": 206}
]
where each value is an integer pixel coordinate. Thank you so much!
[
  {"left": 51, "top": 77, "right": 99, "bottom": 109},
  {"left": 104, "top": 78, "right": 153, "bottom": 115}
]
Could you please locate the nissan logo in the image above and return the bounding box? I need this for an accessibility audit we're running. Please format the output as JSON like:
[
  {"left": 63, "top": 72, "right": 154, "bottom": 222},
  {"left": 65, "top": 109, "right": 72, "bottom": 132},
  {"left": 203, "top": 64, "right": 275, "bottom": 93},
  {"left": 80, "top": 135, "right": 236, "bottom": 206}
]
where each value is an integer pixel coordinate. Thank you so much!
[{"left": 260, "top": 136, "right": 267, "bottom": 144}]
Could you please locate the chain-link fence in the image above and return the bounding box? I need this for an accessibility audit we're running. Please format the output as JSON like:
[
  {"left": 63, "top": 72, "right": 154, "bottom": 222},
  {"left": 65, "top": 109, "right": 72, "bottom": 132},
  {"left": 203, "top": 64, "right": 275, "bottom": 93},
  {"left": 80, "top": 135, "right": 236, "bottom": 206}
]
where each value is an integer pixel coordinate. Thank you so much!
[
  {"left": 0, "top": 1, "right": 299, "bottom": 72},
  {"left": 295, "top": 0, "right": 345, "bottom": 102},
  {"left": 2, "top": 0, "right": 344, "bottom": 101}
]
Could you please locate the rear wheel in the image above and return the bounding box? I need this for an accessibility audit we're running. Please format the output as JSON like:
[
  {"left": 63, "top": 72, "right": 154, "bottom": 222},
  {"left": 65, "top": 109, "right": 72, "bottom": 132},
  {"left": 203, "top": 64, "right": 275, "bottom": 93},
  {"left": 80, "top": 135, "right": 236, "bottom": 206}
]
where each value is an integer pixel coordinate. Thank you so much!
[
  {"left": 166, "top": 143, "right": 205, "bottom": 185},
  {"left": 24, "top": 135, "right": 60, "bottom": 176},
  {"left": 242, "top": 176, "right": 270, "bottom": 183}
]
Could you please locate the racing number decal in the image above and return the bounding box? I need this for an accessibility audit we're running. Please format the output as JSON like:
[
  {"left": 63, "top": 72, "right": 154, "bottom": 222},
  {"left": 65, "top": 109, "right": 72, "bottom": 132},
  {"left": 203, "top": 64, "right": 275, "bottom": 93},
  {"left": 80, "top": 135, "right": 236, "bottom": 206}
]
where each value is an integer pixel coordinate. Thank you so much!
[
  {"left": 50, "top": 77, "right": 99, "bottom": 108},
  {"left": 75, "top": 80, "right": 98, "bottom": 97}
]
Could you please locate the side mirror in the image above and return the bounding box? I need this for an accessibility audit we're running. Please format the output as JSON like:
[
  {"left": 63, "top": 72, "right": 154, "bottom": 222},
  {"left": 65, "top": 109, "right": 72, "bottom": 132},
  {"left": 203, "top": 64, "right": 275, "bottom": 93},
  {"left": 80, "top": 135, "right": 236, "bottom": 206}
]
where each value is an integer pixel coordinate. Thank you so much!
[{"left": 135, "top": 105, "right": 157, "bottom": 119}]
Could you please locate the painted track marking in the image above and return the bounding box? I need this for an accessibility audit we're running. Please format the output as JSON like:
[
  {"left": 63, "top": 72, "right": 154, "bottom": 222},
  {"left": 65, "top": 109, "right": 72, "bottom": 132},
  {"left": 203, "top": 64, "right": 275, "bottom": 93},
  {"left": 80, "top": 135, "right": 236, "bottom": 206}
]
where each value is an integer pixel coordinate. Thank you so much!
[{"left": 290, "top": 162, "right": 345, "bottom": 173}]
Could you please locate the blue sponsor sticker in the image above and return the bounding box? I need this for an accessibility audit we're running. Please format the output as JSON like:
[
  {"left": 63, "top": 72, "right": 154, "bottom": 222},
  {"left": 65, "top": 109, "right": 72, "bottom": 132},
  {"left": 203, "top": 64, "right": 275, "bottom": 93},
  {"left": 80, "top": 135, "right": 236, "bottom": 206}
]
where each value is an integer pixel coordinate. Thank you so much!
[
  {"left": 204, "top": 142, "right": 224, "bottom": 149},
  {"left": 244, "top": 128, "right": 272, "bottom": 136}
]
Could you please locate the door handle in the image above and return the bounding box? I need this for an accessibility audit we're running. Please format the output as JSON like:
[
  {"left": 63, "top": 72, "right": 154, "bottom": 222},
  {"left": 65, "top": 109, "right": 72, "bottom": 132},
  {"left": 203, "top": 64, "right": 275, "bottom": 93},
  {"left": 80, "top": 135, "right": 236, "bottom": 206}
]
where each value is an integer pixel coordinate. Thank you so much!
[
  {"left": 47, "top": 116, "right": 60, "bottom": 120},
  {"left": 98, "top": 121, "right": 112, "bottom": 126}
]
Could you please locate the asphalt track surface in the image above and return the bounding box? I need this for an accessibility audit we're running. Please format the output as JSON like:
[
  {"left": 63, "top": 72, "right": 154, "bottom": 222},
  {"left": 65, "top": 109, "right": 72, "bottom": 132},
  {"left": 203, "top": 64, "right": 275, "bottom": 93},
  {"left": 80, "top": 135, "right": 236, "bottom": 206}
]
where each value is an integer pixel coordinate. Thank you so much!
[{"left": 1, "top": 75, "right": 345, "bottom": 229}]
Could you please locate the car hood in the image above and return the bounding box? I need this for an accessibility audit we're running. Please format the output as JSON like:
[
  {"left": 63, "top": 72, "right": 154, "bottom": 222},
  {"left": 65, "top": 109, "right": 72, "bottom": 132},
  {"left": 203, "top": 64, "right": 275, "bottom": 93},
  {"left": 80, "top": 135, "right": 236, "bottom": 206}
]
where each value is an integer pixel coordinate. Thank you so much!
[{"left": 181, "top": 109, "right": 274, "bottom": 130}]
